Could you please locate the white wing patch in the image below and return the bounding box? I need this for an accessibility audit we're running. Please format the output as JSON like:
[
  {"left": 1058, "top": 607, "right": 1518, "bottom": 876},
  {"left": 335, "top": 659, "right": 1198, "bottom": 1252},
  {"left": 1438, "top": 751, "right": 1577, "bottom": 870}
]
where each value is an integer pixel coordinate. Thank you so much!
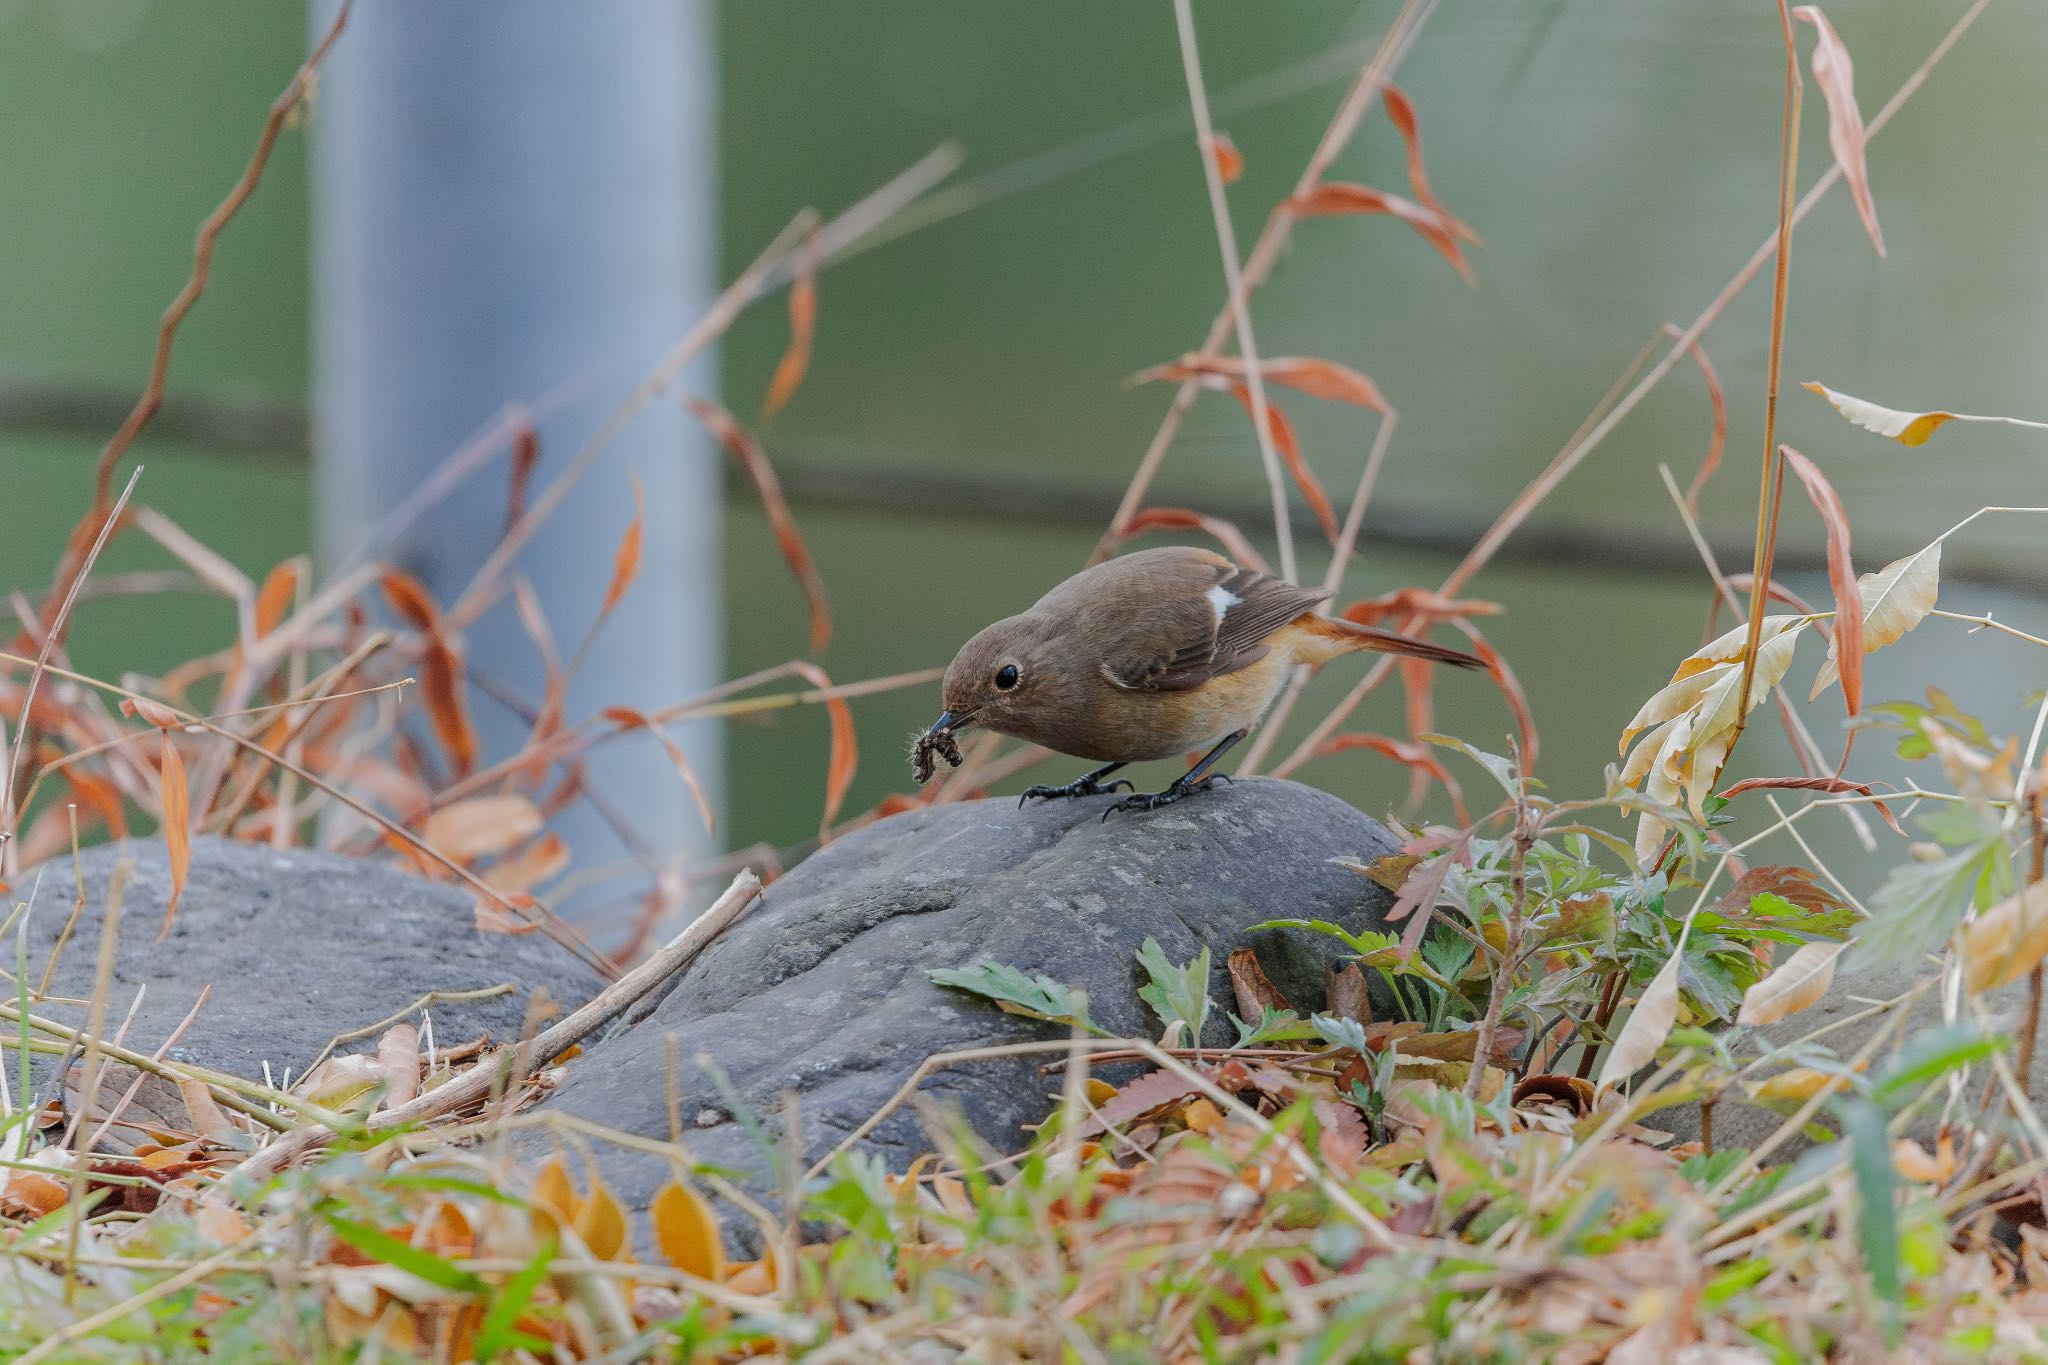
[{"left": 1205, "top": 583, "right": 1240, "bottom": 623}]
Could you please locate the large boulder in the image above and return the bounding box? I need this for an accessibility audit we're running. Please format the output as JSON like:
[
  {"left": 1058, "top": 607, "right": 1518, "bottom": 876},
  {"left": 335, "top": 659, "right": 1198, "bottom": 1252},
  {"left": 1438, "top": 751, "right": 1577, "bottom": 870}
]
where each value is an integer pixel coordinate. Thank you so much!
[
  {"left": 533, "top": 777, "right": 1403, "bottom": 1242},
  {"left": 19, "top": 836, "right": 605, "bottom": 1104}
]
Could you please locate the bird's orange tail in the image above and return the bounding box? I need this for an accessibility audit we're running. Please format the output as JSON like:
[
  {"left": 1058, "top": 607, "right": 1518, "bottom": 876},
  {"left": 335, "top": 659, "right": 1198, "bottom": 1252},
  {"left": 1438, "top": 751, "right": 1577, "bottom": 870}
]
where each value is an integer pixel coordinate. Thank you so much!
[{"left": 1284, "top": 613, "right": 1485, "bottom": 669}]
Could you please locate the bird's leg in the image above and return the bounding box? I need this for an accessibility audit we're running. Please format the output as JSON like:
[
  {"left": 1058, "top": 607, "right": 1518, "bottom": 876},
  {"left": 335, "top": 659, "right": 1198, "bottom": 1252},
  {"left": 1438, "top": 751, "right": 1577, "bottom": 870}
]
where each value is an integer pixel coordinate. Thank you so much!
[
  {"left": 1020, "top": 761, "right": 1133, "bottom": 806},
  {"left": 1102, "top": 730, "right": 1248, "bottom": 820}
]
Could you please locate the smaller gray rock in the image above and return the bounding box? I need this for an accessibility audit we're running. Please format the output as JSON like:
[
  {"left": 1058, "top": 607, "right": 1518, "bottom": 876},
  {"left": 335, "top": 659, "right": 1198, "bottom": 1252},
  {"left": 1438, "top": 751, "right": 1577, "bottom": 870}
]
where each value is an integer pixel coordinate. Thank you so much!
[
  {"left": 18, "top": 837, "right": 605, "bottom": 1105},
  {"left": 535, "top": 777, "right": 1404, "bottom": 1245}
]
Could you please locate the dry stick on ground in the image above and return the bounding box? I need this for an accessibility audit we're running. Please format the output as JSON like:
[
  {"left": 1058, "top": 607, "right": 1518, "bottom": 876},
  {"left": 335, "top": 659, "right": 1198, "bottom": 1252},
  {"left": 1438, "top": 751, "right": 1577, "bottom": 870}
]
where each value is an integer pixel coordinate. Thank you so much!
[
  {"left": 1272, "top": 0, "right": 1992, "bottom": 780},
  {"left": 42, "top": 2, "right": 353, "bottom": 633},
  {"left": 220, "top": 870, "right": 761, "bottom": 1192}
]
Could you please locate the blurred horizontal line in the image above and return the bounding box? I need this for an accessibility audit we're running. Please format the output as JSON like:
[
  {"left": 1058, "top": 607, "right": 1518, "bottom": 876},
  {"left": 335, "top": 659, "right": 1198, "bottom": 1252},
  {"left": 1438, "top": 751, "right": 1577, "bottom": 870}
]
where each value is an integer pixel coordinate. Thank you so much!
[{"left": 3, "top": 377, "right": 2039, "bottom": 599}]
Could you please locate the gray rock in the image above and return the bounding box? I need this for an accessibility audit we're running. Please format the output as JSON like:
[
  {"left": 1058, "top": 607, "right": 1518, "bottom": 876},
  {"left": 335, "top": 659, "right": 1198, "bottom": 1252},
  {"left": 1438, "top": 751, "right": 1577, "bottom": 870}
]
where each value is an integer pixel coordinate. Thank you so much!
[
  {"left": 16, "top": 836, "right": 605, "bottom": 1105},
  {"left": 533, "top": 777, "right": 1401, "bottom": 1243}
]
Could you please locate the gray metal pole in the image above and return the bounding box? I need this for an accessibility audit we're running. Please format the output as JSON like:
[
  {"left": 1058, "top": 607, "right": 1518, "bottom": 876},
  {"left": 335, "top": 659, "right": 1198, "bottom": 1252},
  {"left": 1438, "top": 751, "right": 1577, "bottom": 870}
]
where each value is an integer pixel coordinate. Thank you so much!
[{"left": 308, "top": 1, "right": 721, "bottom": 906}]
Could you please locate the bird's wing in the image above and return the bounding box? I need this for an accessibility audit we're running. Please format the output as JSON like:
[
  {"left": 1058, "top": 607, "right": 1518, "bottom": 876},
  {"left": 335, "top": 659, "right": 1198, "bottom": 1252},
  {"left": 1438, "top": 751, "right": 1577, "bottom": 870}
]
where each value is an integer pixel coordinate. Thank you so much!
[{"left": 1099, "top": 556, "right": 1329, "bottom": 693}]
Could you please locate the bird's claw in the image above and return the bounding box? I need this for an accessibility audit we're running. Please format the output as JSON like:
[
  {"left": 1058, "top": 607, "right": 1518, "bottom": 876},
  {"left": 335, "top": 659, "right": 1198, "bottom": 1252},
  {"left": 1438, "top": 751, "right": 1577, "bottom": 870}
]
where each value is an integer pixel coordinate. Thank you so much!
[
  {"left": 1100, "top": 776, "right": 1220, "bottom": 821},
  {"left": 1019, "top": 776, "right": 1136, "bottom": 807}
]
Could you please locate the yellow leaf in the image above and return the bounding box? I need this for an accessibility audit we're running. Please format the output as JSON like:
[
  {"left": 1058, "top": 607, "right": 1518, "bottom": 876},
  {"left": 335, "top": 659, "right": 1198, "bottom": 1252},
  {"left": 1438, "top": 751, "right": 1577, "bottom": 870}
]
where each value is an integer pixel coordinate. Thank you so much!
[
  {"left": 421, "top": 795, "right": 543, "bottom": 865},
  {"left": 1812, "top": 541, "right": 1941, "bottom": 698},
  {"left": 574, "top": 1177, "right": 628, "bottom": 1261},
  {"left": 1597, "top": 947, "right": 1681, "bottom": 1093},
  {"left": 530, "top": 1157, "right": 577, "bottom": 1237},
  {"left": 1737, "top": 941, "right": 1846, "bottom": 1027},
  {"left": 1749, "top": 1065, "right": 1857, "bottom": 1109},
  {"left": 1085, "top": 1077, "right": 1118, "bottom": 1106},
  {"left": 1803, "top": 381, "right": 1956, "bottom": 446},
  {"left": 1183, "top": 1098, "right": 1224, "bottom": 1134},
  {"left": 651, "top": 1179, "right": 725, "bottom": 1281},
  {"left": 1962, "top": 880, "right": 2048, "bottom": 994}
]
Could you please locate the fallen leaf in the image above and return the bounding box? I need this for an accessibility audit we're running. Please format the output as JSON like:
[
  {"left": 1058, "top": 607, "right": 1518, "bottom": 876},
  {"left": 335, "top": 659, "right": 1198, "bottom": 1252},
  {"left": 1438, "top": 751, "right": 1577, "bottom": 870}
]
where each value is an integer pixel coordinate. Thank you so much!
[
  {"left": 158, "top": 732, "right": 190, "bottom": 939},
  {"left": 1962, "top": 879, "right": 2048, "bottom": 994},
  {"left": 375, "top": 1024, "right": 422, "bottom": 1110},
  {"left": 1325, "top": 963, "right": 1371, "bottom": 1026},
  {"left": 1597, "top": 947, "right": 1682, "bottom": 1093},
  {"left": 1779, "top": 445, "right": 1864, "bottom": 715},
  {"left": 1749, "top": 1064, "right": 1858, "bottom": 1108},
  {"left": 686, "top": 396, "right": 830, "bottom": 652},
  {"left": 1793, "top": 7, "right": 1884, "bottom": 256},
  {"left": 1811, "top": 541, "right": 1939, "bottom": 698},
  {"left": 421, "top": 795, "right": 543, "bottom": 865},
  {"left": 176, "top": 1078, "right": 239, "bottom": 1144},
  {"left": 1737, "top": 940, "right": 1846, "bottom": 1026},
  {"left": 574, "top": 1177, "right": 628, "bottom": 1261},
  {"left": 652, "top": 1178, "right": 726, "bottom": 1281},
  {"left": 1182, "top": 1097, "right": 1224, "bottom": 1135},
  {"left": 1079, "top": 1067, "right": 1201, "bottom": 1139},
  {"left": 1803, "top": 381, "right": 1957, "bottom": 446},
  {"left": 1226, "top": 948, "right": 1288, "bottom": 1022},
  {"left": 762, "top": 230, "right": 819, "bottom": 420}
]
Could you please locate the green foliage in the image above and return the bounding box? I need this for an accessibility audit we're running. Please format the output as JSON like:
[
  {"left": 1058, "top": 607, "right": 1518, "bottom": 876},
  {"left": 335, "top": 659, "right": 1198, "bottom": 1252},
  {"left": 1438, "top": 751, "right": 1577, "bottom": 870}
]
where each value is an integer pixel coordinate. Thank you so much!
[
  {"left": 929, "top": 959, "right": 1106, "bottom": 1035},
  {"left": 1135, "top": 937, "right": 1211, "bottom": 1045}
]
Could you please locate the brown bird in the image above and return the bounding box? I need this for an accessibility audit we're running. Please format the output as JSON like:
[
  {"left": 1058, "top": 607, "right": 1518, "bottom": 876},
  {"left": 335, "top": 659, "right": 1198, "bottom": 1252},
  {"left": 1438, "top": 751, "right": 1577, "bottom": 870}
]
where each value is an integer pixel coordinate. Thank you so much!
[{"left": 916, "top": 546, "right": 1482, "bottom": 817}]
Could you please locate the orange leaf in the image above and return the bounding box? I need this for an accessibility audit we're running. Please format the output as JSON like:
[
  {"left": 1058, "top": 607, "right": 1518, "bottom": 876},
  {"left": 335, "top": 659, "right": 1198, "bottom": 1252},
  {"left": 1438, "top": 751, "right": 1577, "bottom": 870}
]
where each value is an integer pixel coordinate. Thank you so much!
[
  {"left": 1227, "top": 384, "right": 1338, "bottom": 543},
  {"left": 380, "top": 570, "right": 477, "bottom": 778},
  {"left": 1183, "top": 1097, "right": 1224, "bottom": 1135},
  {"left": 473, "top": 892, "right": 539, "bottom": 935},
  {"left": 790, "top": 662, "right": 857, "bottom": 835},
  {"left": 158, "top": 731, "right": 190, "bottom": 940},
  {"left": 254, "top": 559, "right": 299, "bottom": 638},
  {"left": 1664, "top": 327, "right": 1728, "bottom": 512},
  {"left": 1210, "top": 132, "right": 1243, "bottom": 184},
  {"left": 1288, "top": 182, "right": 1476, "bottom": 283},
  {"left": 763, "top": 231, "right": 819, "bottom": 421},
  {"left": 529, "top": 1158, "right": 576, "bottom": 1235},
  {"left": 574, "top": 1176, "right": 628, "bottom": 1261},
  {"left": 1794, "top": 7, "right": 1884, "bottom": 257},
  {"left": 422, "top": 794, "right": 543, "bottom": 864},
  {"left": 600, "top": 474, "right": 646, "bottom": 618},
  {"left": 1317, "top": 733, "right": 1467, "bottom": 825},
  {"left": 652, "top": 1178, "right": 726, "bottom": 1281},
  {"left": 604, "top": 706, "right": 715, "bottom": 835},
  {"left": 686, "top": 396, "right": 831, "bottom": 652},
  {"left": 1779, "top": 445, "right": 1864, "bottom": 717},
  {"left": 1130, "top": 354, "right": 1387, "bottom": 414},
  {"left": 1117, "top": 508, "right": 1270, "bottom": 574},
  {"left": 121, "top": 696, "right": 184, "bottom": 729},
  {"left": 485, "top": 832, "right": 569, "bottom": 897},
  {"left": 65, "top": 769, "right": 128, "bottom": 839}
]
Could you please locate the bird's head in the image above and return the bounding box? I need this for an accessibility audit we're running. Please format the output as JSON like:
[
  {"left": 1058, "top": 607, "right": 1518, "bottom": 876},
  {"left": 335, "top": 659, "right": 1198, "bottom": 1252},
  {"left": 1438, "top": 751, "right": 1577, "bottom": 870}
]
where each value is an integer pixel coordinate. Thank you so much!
[{"left": 924, "top": 612, "right": 1063, "bottom": 745}]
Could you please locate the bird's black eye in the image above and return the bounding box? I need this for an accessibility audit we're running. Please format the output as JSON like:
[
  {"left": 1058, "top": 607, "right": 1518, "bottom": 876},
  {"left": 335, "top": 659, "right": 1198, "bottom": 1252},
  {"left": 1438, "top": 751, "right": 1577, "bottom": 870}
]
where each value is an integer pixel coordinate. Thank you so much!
[{"left": 994, "top": 664, "right": 1020, "bottom": 691}]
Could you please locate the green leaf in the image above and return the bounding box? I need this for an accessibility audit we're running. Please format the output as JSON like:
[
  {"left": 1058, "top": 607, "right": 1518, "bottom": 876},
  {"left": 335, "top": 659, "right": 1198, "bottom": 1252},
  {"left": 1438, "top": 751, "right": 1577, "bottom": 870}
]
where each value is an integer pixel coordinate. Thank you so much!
[
  {"left": 1842, "top": 1099, "right": 1902, "bottom": 1342},
  {"left": 1252, "top": 916, "right": 1404, "bottom": 959},
  {"left": 1419, "top": 733, "right": 1518, "bottom": 794},
  {"left": 1136, "top": 937, "right": 1212, "bottom": 1044},
  {"left": 1311, "top": 1013, "right": 1370, "bottom": 1055},
  {"left": 474, "top": 1236, "right": 558, "bottom": 1361},
  {"left": 929, "top": 960, "right": 1105, "bottom": 1036},
  {"left": 1232, "top": 1007, "right": 1310, "bottom": 1046},
  {"left": 1872, "top": 1025, "right": 2004, "bottom": 1107},
  {"left": 1856, "top": 834, "right": 2006, "bottom": 966},
  {"left": 322, "top": 1212, "right": 487, "bottom": 1294}
]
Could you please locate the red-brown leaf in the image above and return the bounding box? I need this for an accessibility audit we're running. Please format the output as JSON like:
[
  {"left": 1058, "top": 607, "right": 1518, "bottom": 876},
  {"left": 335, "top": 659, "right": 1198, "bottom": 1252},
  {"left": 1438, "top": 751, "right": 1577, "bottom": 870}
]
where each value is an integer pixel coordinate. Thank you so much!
[
  {"left": 121, "top": 696, "right": 183, "bottom": 729},
  {"left": 1317, "top": 733, "right": 1467, "bottom": 825},
  {"left": 65, "top": 770, "right": 128, "bottom": 839},
  {"left": 1287, "top": 182, "right": 1476, "bottom": 283},
  {"left": 1342, "top": 588, "right": 1501, "bottom": 626},
  {"left": 1779, "top": 445, "right": 1863, "bottom": 716},
  {"left": 686, "top": 396, "right": 831, "bottom": 652},
  {"left": 380, "top": 570, "right": 477, "bottom": 777},
  {"left": 1379, "top": 84, "right": 1481, "bottom": 265},
  {"left": 1130, "top": 354, "right": 1388, "bottom": 414},
  {"left": 790, "top": 663, "right": 857, "bottom": 835},
  {"left": 158, "top": 732, "right": 190, "bottom": 940},
  {"left": 1118, "top": 508, "right": 1270, "bottom": 574},
  {"left": 1717, "top": 776, "right": 1902, "bottom": 835},
  {"left": 505, "top": 422, "right": 540, "bottom": 537},
  {"left": 1228, "top": 384, "right": 1338, "bottom": 543},
  {"left": 1793, "top": 7, "right": 1885, "bottom": 257},
  {"left": 1664, "top": 326, "right": 1728, "bottom": 512},
  {"left": 1226, "top": 948, "right": 1289, "bottom": 1022},
  {"left": 599, "top": 474, "right": 646, "bottom": 618},
  {"left": 763, "top": 231, "right": 819, "bottom": 420}
]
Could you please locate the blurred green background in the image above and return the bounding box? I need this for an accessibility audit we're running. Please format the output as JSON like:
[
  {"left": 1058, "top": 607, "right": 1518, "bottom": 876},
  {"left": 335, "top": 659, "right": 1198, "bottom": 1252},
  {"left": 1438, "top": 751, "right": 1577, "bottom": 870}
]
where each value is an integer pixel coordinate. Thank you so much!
[{"left": 4, "top": 0, "right": 2043, "bottom": 891}]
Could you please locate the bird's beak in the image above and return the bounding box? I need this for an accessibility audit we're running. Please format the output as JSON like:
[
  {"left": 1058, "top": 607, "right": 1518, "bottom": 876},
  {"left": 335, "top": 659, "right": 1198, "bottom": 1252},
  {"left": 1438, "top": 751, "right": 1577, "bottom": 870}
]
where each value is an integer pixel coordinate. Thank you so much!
[{"left": 925, "top": 709, "right": 973, "bottom": 738}]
